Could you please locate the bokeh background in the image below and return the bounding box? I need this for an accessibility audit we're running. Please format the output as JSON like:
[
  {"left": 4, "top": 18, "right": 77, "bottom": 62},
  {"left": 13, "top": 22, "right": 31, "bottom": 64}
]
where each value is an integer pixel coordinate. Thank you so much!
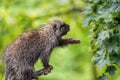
[{"left": 0, "top": 0, "right": 93, "bottom": 80}]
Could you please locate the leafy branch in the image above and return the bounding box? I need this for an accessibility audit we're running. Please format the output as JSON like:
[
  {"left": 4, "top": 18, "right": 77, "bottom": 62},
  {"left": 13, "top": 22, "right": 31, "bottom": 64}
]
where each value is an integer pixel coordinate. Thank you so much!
[{"left": 85, "top": 0, "right": 120, "bottom": 80}]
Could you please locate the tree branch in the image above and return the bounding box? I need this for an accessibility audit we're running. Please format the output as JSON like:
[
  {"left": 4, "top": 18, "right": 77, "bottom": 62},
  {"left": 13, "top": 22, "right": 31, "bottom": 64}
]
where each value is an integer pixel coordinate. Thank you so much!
[{"left": 35, "top": 8, "right": 84, "bottom": 20}]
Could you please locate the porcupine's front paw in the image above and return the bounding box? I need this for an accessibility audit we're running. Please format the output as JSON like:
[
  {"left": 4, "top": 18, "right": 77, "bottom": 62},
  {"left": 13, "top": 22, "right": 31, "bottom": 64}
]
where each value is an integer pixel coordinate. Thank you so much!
[{"left": 68, "top": 38, "right": 80, "bottom": 44}]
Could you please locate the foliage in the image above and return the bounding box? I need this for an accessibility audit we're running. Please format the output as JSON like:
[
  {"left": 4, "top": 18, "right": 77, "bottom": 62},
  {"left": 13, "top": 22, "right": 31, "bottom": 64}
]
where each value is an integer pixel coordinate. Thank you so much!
[
  {"left": 0, "top": 0, "right": 92, "bottom": 80},
  {"left": 85, "top": 0, "right": 120, "bottom": 80}
]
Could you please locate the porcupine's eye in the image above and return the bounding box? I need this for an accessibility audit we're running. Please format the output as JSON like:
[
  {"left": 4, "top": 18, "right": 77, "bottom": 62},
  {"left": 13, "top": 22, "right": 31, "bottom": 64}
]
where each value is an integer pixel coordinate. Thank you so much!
[
  {"left": 53, "top": 24, "right": 57, "bottom": 32},
  {"left": 60, "top": 24, "right": 70, "bottom": 32},
  {"left": 60, "top": 23, "right": 70, "bottom": 36},
  {"left": 60, "top": 24, "right": 66, "bottom": 30}
]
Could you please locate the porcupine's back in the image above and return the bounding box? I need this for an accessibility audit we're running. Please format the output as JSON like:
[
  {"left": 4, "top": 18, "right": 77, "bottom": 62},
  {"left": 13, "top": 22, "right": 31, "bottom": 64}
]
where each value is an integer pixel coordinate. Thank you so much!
[
  {"left": 4, "top": 25, "right": 57, "bottom": 80},
  {"left": 4, "top": 29, "right": 42, "bottom": 80}
]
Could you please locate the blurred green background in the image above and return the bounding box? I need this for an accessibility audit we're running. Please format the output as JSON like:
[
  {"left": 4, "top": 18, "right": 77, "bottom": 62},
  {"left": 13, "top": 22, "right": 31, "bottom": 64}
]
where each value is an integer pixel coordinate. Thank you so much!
[{"left": 0, "top": 0, "right": 93, "bottom": 80}]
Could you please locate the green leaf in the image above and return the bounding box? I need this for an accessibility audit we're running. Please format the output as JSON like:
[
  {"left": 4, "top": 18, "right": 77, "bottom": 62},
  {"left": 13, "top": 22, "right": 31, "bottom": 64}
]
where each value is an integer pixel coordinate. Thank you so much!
[
  {"left": 83, "top": 16, "right": 92, "bottom": 27},
  {"left": 105, "top": 66, "right": 117, "bottom": 76},
  {"left": 92, "top": 56, "right": 102, "bottom": 65},
  {"left": 97, "top": 74, "right": 108, "bottom": 80},
  {"left": 104, "top": 18, "right": 112, "bottom": 23},
  {"left": 98, "top": 58, "right": 110, "bottom": 70},
  {"left": 111, "top": 54, "right": 120, "bottom": 66},
  {"left": 97, "top": 30, "right": 110, "bottom": 43},
  {"left": 97, "top": 47, "right": 105, "bottom": 55}
]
